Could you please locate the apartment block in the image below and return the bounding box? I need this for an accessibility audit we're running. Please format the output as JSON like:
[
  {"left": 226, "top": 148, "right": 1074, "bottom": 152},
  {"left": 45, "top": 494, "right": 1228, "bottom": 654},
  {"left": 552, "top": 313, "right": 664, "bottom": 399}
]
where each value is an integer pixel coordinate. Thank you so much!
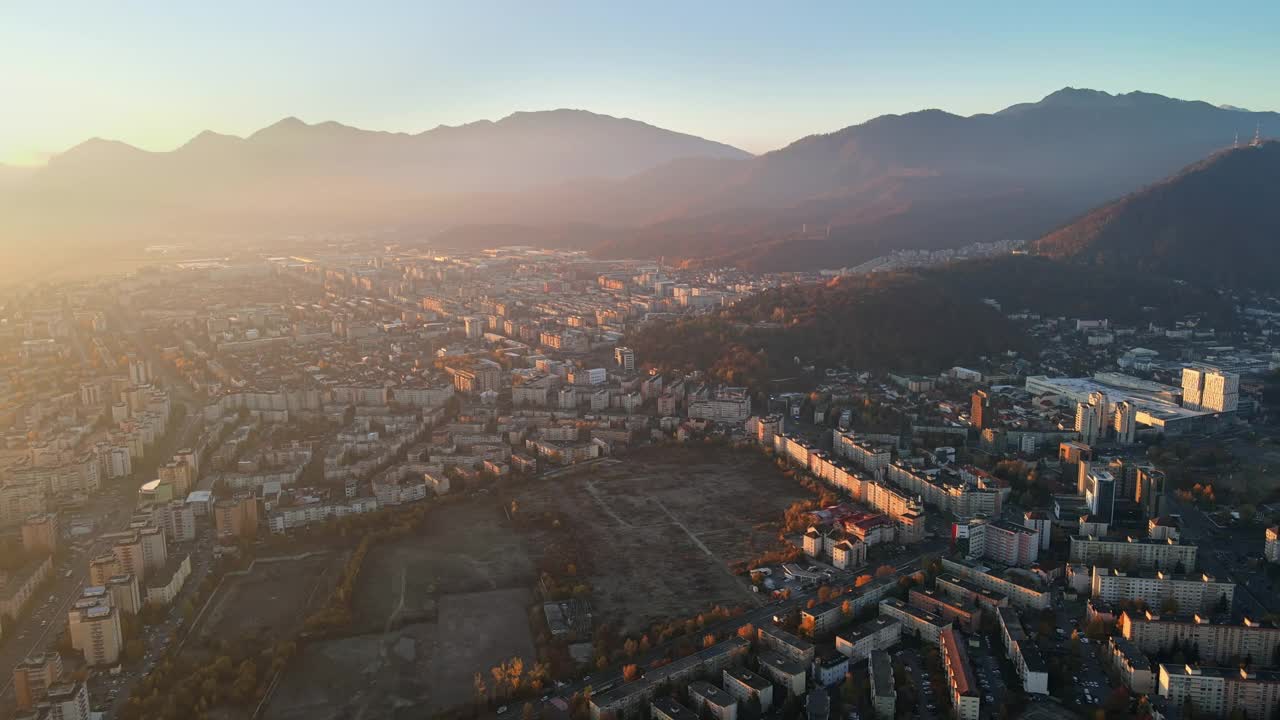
[
  {"left": 1119, "top": 611, "right": 1280, "bottom": 665},
  {"left": 68, "top": 604, "right": 122, "bottom": 666},
  {"left": 910, "top": 589, "right": 978, "bottom": 632},
  {"left": 836, "top": 616, "right": 902, "bottom": 662},
  {"left": 966, "top": 518, "right": 1039, "bottom": 567},
  {"left": 879, "top": 598, "right": 951, "bottom": 644},
  {"left": 869, "top": 649, "right": 896, "bottom": 719},
  {"left": 1106, "top": 635, "right": 1155, "bottom": 695},
  {"left": 1090, "top": 566, "right": 1233, "bottom": 615},
  {"left": 20, "top": 513, "right": 58, "bottom": 556},
  {"left": 1159, "top": 664, "right": 1280, "bottom": 719},
  {"left": 997, "top": 607, "right": 1049, "bottom": 695},
  {"left": 650, "top": 697, "right": 699, "bottom": 720},
  {"left": 13, "top": 651, "right": 63, "bottom": 710},
  {"left": 214, "top": 493, "right": 259, "bottom": 541},
  {"left": 941, "top": 558, "right": 1050, "bottom": 610},
  {"left": 688, "top": 681, "right": 737, "bottom": 720},
  {"left": 940, "top": 628, "right": 981, "bottom": 720},
  {"left": 1068, "top": 535, "right": 1197, "bottom": 572},
  {"left": 757, "top": 650, "right": 806, "bottom": 696},
  {"left": 723, "top": 667, "right": 773, "bottom": 711},
  {"left": 757, "top": 623, "right": 816, "bottom": 665}
]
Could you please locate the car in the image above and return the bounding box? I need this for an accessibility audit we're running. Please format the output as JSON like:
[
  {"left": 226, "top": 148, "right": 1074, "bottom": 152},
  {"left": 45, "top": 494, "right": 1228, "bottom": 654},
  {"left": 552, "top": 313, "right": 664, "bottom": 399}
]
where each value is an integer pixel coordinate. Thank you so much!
[{"left": 497, "top": 706, "right": 509, "bottom": 715}]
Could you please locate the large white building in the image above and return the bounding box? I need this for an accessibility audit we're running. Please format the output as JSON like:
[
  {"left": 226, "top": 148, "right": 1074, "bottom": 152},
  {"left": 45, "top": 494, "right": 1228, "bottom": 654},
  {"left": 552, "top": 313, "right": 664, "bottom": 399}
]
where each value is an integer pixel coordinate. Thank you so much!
[{"left": 1182, "top": 366, "right": 1239, "bottom": 414}]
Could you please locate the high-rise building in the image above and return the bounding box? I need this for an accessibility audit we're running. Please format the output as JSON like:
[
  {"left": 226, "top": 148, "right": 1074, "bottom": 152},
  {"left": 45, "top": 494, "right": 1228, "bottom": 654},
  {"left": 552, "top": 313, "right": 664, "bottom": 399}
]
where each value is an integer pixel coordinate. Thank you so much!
[
  {"left": 68, "top": 604, "right": 123, "bottom": 666},
  {"left": 1182, "top": 366, "right": 1240, "bottom": 413},
  {"left": 21, "top": 513, "right": 58, "bottom": 556},
  {"left": 13, "top": 651, "right": 63, "bottom": 710},
  {"left": 1113, "top": 401, "right": 1137, "bottom": 445},
  {"left": 214, "top": 493, "right": 259, "bottom": 542},
  {"left": 614, "top": 346, "right": 636, "bottom": 373},
  {"left": 37, "top": 680, "right": 91, "bottom": 720},
  {"left": 970, "top": 391, "right": 990, "bottom": 430},
  {"left": 1075, "top": 402, "right": 1102, "bottom": 446},
  {"left": 1085, "top": 469, "right": 1117, "bottom": 524}
]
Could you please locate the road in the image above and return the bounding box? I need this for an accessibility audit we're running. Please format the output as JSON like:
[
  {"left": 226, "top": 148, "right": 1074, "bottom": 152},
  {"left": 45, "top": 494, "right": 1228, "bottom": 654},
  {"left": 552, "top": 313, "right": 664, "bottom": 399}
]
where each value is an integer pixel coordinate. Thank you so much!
[{"left": 0, "top": 491, "right": 128, "bottom": 708}]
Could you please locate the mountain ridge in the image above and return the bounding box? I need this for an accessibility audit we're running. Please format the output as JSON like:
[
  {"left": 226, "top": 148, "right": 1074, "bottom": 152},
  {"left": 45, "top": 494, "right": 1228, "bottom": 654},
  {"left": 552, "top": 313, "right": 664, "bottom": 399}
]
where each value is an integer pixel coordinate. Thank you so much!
[{"left": 1031, "top": 140, "right": 1280, "bottom": 289}]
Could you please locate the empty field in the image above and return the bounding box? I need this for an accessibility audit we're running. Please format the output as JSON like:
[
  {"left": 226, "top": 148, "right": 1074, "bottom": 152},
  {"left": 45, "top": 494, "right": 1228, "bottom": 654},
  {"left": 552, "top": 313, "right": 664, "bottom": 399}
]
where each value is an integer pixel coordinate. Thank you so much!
[
  {"left": 198, "top": 552, "right": 339, "bottom": 648},
  {"left": 515, "top": 446, "right": 810, "bottom": 631},
  {"left": 267, "top": 505, "right": 539, "bottom": 720},
  {"left": 352, "top": 501, "right": 537, "bottom": 632}
]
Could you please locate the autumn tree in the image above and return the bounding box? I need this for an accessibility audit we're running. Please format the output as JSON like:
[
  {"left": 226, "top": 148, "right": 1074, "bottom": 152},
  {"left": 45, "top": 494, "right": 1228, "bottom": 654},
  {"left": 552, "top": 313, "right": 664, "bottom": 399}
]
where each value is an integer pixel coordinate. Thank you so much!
[{"left": 622, "top": 664, "right": 640, "bottom": 682}]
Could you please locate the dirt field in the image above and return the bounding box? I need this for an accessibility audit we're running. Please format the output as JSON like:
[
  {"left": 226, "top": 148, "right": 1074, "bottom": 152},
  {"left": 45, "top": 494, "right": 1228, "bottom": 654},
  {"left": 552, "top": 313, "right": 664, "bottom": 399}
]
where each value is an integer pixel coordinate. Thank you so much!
[
  {"left": 515, "top": 446, "right": 811, "bottom": 632},
  {"left": 267, "top": 505, "right": 538, "bottom": 720},
  {"left": 199, "top": 552, "right": 339, "bottom": 647},
  {"left": 351, "top": 502, "right": 537, "bottom": 632}
]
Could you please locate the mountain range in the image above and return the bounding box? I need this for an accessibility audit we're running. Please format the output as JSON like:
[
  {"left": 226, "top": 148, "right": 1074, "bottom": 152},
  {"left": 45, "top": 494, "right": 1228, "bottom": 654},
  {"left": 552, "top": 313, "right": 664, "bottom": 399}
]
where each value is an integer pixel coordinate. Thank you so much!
[{"left": 1, "top": 88, "right": 1275, "bottom": 279}]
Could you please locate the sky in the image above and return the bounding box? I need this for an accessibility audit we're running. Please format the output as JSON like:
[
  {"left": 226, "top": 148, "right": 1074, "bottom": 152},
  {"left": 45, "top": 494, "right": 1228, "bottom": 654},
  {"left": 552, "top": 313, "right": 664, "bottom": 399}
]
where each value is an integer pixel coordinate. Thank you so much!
[{"left": 3, "top": 1, "right": 1278, "bottom": 166}]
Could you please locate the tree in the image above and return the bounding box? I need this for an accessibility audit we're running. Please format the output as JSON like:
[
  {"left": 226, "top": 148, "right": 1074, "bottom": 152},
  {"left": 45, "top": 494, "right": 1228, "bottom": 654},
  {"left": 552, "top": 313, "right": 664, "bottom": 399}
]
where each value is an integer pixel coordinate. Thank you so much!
[
  {"left": 622, "top": 664, "right": 640, "bottom": 682},
  {"left": 854, "top": 574, "right": 873, "bottom": 588},
  {"left": 473, "top": 672, "right": 488, "bottom": 706},
  {"left": 841, "top": 600, "right": 853, "bottom": 617},
  {"left": 702, "top": 633, "right": 716, "bottom": 649},
  {"left": 875, "top": 564, "right": 895, "bottom": 578}
]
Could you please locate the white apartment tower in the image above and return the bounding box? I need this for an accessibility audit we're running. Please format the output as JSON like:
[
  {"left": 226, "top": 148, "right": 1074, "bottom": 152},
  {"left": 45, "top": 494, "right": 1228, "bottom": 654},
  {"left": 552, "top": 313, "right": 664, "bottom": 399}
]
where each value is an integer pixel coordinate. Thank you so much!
[{"left": 1113, "top": 401, "right": 1137, "bottom": 445}]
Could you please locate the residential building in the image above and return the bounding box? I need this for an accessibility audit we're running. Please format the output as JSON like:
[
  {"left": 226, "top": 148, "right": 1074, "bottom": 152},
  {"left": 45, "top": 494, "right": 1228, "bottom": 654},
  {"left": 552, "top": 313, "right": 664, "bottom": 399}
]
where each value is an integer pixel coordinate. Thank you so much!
[
  {"left": 966, "top": 518, "right": 1039, "bottom": 567},
  {"left": 0, "top": 556, "right": 54, "bottom": 620},
  {"left": 106, "top": 574, "right": 141, "bottom": 616},
  {"left": 214, "top": 493, "right": 259, "bottom": 541},
  {"left": 879, "top": 598, "right": 951, "bottom": 644},
  {"left": 1090, "top": 567, "right": 1233, "bottom": 615},
  {"left": 996, "top": 607, "right": 1049, "bottom": 695},
  {"left": 650, "top": 697, "right": 699, "bottom": 720},
  {"left": 801, "top": 600, "right": 846, "bottom": 638},
  {"left": 910, "top": 589, "right": 978, "bottom": 632},
  {"left": 21, "top": 514, "right": 58, "bottom": 556},
  {"left": 145, "top": 554, "right": 191, "bottom": 607},
  {"left": 836, "top": 616, "right": 902, "bottom": 662},
  {"left": 1267, "top": 526, "right": 1280, "bottom": 564},
  {"left": 758, "top": 650, "right": 806, "bottom": 696},
  {"left": 940, "top": 558, "right": 1050, "bottom": 610},
  {"left": 68, "top": 604, "right": 122, "bottom": 666},
  {"left": 757, "top": 624, "right": 816, "bottom": 665},
  {"left": 1023, "top": 510, "right": 1052, "bottom": 551},
  {"left": 1119, "top": 611, "right": 1280, "bottom": 665},
  {"left": 151, "top": 500, "right": 196, "bottom": 543},
  {"left": 688, "top": 680, "right": 737, "bottom": 720},
  {"left": 970, "top": 391, "right": 990, "bottom": 430},
  {"left": 13, "top": 652, "right": 63, "bottom": 710},
  {"left": 869, "top": 650, "right": 896, "bottom": 719},
  {"left": 37, "top": 680, "right": 91, "bottom": 720},
  {"left": 1107, "top": 635, "right": 1155, "bottom": 695},
  {"left": 813, "top": 651, "right": 849, "bottom": 687},
  {"left": 940, "top": 628, "right": 980, "bottom": 720},
  {"left": 1068, "top": 535, "right": 1197, "bottom": 572},
  {"left": 723, "top": 667, "right": 773, "bottom": 711},
  {"left": 1158, "top": 664, "right": 1280, "bottom": 719}
]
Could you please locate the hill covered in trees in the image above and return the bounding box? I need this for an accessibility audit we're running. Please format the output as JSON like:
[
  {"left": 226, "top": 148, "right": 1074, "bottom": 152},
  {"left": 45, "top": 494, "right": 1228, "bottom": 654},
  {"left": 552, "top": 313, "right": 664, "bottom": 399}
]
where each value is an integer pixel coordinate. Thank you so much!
[
  {"left": 629, "top": 255, "right": 1233, "bottom": 390},
  {"left": 1032, "top": 141, "right": 1280, "bottom": 290}
]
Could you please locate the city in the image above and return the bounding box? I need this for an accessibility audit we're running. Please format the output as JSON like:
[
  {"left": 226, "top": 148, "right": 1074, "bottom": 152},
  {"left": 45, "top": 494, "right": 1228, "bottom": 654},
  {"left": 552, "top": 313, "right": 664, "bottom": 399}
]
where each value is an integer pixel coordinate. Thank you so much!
[
  {"left": 1, "top": 240, "right": 1280, "bottom": 720},
  {"left": 3, "top": 6, "right": 1280, "bottom": 720}
]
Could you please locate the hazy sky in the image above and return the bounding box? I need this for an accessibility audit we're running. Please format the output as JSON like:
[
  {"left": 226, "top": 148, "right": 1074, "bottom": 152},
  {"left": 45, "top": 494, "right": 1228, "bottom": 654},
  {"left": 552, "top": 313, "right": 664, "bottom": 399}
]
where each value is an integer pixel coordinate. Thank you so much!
[{"left": 3, "top": 1, "right": 1278, "bottom": 165}]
